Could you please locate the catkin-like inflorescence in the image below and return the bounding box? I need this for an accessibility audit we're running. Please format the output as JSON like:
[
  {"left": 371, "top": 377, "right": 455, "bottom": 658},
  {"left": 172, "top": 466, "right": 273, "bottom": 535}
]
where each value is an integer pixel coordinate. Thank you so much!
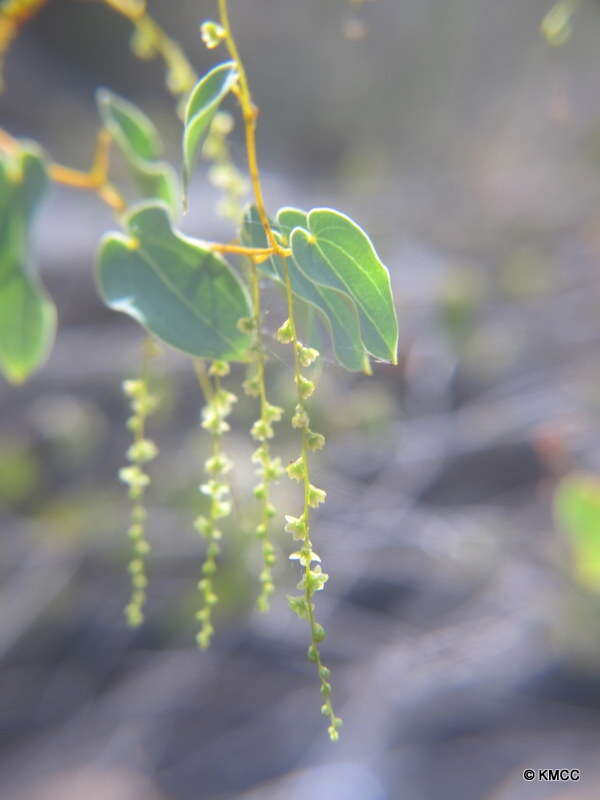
[
  {"left": 240, "top": 286, "right": 284, "bottom": 612},
  {"left": 194, "top": 360, "right": 237, "bottom": 649},
  {"left": 278, "top": 307, "right": 341, "bottom": 740},
  {"left": 119, "top": 377, "right": 159, "bottom": 627}
]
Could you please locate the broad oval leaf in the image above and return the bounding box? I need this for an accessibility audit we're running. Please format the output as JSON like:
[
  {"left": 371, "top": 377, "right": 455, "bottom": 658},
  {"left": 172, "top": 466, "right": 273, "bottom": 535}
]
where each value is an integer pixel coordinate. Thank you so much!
[
  {"left": 241, "top": 206, "right": 367, "bottom": 372},
  {"left": 97, "top": 202, "right": 251, "bottom": 361},
  {"left": 96, "top": 89, "right": 179, "bottom": 215},
  {"left": 0, "top": 144, "right": 56, "bottom": 384},
  {"left": 183, "top": 61, "right": 238, "bottom": 191},
  {"left": 290, "top": 209, "right": 398, "bottom": 363}
]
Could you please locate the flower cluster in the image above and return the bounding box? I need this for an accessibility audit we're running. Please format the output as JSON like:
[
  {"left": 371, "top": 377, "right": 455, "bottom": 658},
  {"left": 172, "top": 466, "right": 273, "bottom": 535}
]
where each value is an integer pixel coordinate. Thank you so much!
[
  {"left": 119, "top": 377, "right": 159, "bottom": 627},
  {"left": 276, "top": 313, "right": 341, "bottom": 740},
  {"left": 240, "top": 309, "right": 285, "bottom": 611},
  {"left": 249, "top": 400, "right": 284, "bottom": 611},
  {"left": 194, "top": 360, "right": 237, "bottom": 649}
]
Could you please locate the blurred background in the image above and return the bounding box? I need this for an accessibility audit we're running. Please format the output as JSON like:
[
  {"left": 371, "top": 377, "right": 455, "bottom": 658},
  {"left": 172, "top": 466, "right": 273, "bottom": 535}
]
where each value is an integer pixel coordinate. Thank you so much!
[{"left": 3, "top": 0, "right": 600, "bottom": 797}]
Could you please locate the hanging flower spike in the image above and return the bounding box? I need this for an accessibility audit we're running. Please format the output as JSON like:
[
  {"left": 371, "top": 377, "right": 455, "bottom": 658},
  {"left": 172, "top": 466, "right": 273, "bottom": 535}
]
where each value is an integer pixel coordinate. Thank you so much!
[
  {"left": 120, "top": 374, "right": 159, "bottom": 627},
  {"left": 245, "top": 255, "right": 285, "bottom": 612},
  {"left": 277, "top": 266, "right": 342, "bottom": 739},
  {"left": 194, "top": 359, "right": 237, "bottom": 649}
]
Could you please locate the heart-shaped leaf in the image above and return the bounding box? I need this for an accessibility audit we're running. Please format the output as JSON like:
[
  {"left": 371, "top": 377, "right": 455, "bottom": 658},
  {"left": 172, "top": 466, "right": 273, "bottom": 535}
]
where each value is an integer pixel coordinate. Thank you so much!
[
  {"left": 97, "top": 202, "right": 251, "bottom": 361},
  {"left": 0, "top": 143, "right": 56, "bottom": 384},
  {"left": 290, "top": 209, "right": 398, "bottom": 364},
  {"left": 241, "top": 206, "right": 367, "bottom": 372},
  {"left": 97, "top": 89, "right": 179, "bottom": 214},
  {"left": 182, "top": 61, "right": 238, "bottom": 193}
]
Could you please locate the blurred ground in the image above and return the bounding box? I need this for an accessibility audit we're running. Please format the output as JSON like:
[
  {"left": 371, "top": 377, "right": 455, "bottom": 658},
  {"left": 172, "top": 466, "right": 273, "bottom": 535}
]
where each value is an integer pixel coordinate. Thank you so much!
[{"left": 3, "top": 1, "right": 600, "bottom": 798}]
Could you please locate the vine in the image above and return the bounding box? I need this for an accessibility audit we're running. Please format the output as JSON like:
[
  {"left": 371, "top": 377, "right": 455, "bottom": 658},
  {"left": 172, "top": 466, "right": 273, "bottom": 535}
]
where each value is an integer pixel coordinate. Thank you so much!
[{"left": 0, "top": 0, "right": 399, "bottom": 740}]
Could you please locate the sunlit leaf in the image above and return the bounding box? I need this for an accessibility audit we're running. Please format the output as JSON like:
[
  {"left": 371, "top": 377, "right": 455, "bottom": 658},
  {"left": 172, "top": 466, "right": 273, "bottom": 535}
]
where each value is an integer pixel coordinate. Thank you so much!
[
  {"left": 182, "top": 61, "right": 238, "bottom": 192},
  {"left": 0, "top": 143, "right": 56, "bottom": 384},
  {"left": 290, "top": 208, "right": 398, "bottom": 363},
  {"left": 556, "top": 473, "right": 600, "bottom": 591},
  {"left": 97, "top": 88, "right": 179, "bottom": 213},
  {"left": 241, "top": 205, "right": 367, "bottom": 372},
  {"left": 97, "top": 202, "right": 251, "bottom": 360},
  {"left": 97, "top": 88, "right": 161, "bottom": 161}
]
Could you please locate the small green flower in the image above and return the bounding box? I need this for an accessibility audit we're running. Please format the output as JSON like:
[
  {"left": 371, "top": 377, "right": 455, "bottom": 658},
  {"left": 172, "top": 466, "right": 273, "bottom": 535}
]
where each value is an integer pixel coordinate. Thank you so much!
[
  {"left": 119, "top": 465, "right": 150, "bottom": 490},
  {"left": 286, "top": 456, "right": 305, "bottom": 483},
  {"left": 291, "top": 404, "right": 310, "bottom": 429},
  {"left": 200, "top": 20, "right": 226, "bottom": 49},
  {"left": 276, "top": 318, "right": 294, "bottom": 344},
  {"left": 204, "top": 453, "right": 233, "bottom": 475},
  {"left": 263, "top": 403, "right": 284, "bottom": 423},
  {"left": 251, "top": 418, "right": 274, "bottom": 441},
  {"left": 297, "top": 343, "right": 320, "bottom": 368},
  {"left": 127, "top": 438, "right": 158, "bottom": 463},
  {"left": 262, "top": 456, "right": 284, "bottom": 481},
  {"left": 253, "top": 482, "right": 267, "bottom": 500},
  {"left": 307, "top": 483, "right": 327, "bottom": 508},
  {"left": 306, "top": 429, "right": 326, "bottom": 451},
  {"left": 287, "top": 595, "right": 310, "bottom": 620},
  {"left": 289, "top": 547, "right": 321, "bottom": 567},
  {"left": 295, "top": 374, "right": 315, "bottom": 401},
  {"left": 242, "top": 374, "right": 261, "bottom": 397},
  {"left": 209, "top": 359, "right": 230, "bottom": 377},
  {"left": 284, "top": 513, "right": 307, "bottom": 539}
]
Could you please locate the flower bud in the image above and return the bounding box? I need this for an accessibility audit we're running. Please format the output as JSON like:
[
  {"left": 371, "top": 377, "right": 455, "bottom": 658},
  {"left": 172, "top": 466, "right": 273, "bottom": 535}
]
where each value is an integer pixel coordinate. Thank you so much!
[
  {"left": 200, "top": 20, "right": 226, "bottom": 49},
  {"left": 295, "top": 374, "right": 315, "bottom": 401},
  {"left": 276, "top": 319, "right": 294, "bottom": 344}
]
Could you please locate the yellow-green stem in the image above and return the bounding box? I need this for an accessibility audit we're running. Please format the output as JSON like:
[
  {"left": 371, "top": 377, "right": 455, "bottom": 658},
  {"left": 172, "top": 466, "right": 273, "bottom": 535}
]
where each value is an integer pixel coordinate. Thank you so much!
[{"left": 217, "top": 0, "right": 287, "bottom": 256}]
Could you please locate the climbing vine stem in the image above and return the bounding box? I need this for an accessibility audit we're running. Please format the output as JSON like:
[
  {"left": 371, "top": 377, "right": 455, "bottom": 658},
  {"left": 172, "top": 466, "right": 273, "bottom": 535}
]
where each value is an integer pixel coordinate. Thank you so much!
[
  {"left": 0, "top": 0, "right": 401, "bottom": 744},
  {"left": 0, "top": 126, "right": 126, "bottom": 213},
  {"left": 217, "top": 0, "right": 285, "bottom": 255},
  {"left": 216, "top": 0, "right": 341, "bottom": 739}
]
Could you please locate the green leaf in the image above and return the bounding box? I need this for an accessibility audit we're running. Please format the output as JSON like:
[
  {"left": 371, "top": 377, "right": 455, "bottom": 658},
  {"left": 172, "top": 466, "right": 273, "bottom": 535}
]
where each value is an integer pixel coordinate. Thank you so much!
[
  {"left": 97, "top": 89, "right": 179, "bottom": 214},
  {"left": 97, "top": 202, "right": 251, "bottom": 361},
  {"left": 290, "top": 209, "right": 398, "bottom": 363},
  {"left": 183, "top": 61, "right": 238, "bottom": 192},
  {"left": 133, "top": 161, "right": 179, "bottom": 214},
  {"left": 556, "top": 473, "right": 600, "bottom": 591},
  {"left": 241, "top": 206, "right": 367, "bottom": 372},
  {"left": 97, "top": 89, "right": 161, "bottom": 161},
  {"left": 0, "top": 144, "right": 56, "bottom": 384}
]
